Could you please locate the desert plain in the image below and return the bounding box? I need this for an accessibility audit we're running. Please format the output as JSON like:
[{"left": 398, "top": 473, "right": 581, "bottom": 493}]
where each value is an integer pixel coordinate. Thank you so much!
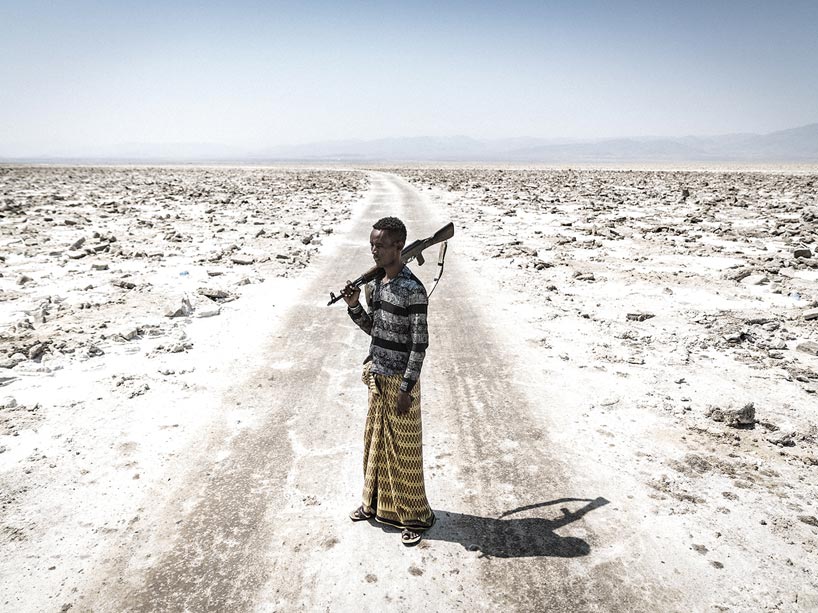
[{"left": 1, "top": 164, "right": 817, "bottom": 612}]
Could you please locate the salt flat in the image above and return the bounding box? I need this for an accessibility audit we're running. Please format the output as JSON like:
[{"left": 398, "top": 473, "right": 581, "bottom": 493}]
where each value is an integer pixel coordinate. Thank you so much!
[{"left": 1, "top": 165, "right": 817, "bottom": 612}]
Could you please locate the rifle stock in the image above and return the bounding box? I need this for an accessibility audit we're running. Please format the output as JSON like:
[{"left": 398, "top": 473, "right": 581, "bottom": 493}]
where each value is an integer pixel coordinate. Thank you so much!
[{"left": 327, "top": 222, "right": 454, "bottom": 306}]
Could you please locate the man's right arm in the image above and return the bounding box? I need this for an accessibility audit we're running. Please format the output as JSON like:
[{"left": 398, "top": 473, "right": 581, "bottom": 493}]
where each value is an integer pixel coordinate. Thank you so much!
[
  {"left": 343, "top": 280, "right": 373, "bottom": 336},
  {"left": 347, "top": 301, "right": 372, "bottom": 336}
]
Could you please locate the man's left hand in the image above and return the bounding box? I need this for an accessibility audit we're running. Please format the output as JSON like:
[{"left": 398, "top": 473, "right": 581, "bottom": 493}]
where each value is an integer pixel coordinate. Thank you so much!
[{"left": 396, "top": 391, "right": 412, "bottom": 415}]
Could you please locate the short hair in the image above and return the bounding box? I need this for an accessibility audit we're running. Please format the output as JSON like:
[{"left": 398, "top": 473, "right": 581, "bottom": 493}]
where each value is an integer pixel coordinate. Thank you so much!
[{"left": 372, "top": 216, "right": 407, "bottom": 245}]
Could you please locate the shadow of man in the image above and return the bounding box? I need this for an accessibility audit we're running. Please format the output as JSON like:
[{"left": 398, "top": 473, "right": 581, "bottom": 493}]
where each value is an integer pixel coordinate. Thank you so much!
[{"left": 422, "top": 496, "right": 610, "bottom": 558}]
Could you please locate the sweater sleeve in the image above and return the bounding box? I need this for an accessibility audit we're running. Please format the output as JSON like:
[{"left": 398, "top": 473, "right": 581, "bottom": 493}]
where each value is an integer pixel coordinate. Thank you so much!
[
  {"left": 347, "top": 281, "right": 374, "bottom": 335},
  {"left": 347, "top": 302, "right": 372, "bottom": 335},
  {"left": 400, "top": 284, "right": 428, "bottom": 393}
]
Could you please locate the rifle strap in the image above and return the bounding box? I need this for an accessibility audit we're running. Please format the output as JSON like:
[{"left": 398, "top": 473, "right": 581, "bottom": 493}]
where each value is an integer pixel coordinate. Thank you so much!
[{"left": 428, "top": 241, "right": 448, "bottom": 300}]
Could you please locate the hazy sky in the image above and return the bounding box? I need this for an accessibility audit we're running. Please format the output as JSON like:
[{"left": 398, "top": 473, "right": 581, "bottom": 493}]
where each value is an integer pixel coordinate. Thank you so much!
[{"left": 1, "top": 0, "right": 817, "bottom": 154}]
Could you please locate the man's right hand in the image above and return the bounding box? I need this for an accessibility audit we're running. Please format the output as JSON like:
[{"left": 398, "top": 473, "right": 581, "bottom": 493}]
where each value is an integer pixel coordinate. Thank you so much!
[{"left": 341, "top": 280, "right": 361, "bottom": 308}]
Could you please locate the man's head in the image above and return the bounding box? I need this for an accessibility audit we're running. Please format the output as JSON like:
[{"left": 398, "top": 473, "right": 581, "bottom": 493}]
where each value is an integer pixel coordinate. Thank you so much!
[{"left": 370, "top": 216, "right": 406, "bottom": 268}]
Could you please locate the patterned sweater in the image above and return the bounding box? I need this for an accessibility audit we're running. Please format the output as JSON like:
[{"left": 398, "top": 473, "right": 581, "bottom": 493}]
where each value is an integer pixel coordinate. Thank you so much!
[{"left": 348, "top": 265, "right": 428, "bottom": 393}]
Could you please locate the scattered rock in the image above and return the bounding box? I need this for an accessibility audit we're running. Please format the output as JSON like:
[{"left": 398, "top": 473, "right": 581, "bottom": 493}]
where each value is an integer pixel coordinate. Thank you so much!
[
  {"left": 724, "top": 331, "right": 747, "bottom": 344},
  {"left": 27, "top": 344, "right": 45, "bottom": 360},
  {"left": 706, "top": 402, "right": 755, "bottom": 427},
  {"left": 742, "top": 274, "right": 769, "bottom": 286},
  {"left": 794, "top": 248, "right": 813, "bottom": 259},
  {"left": 117, "top": 327, "right": 140, "bottom": 341},
  {"left": 128, "top": 383, "right": 149, "bottom": 398},
  {"left": 86, "top": 344, "right": 104, "bottom": 357},
  {"left": 165, "top": 296, "right": 194, "bottom": 318},
  {"left": 194, "top": 303, "right": 221, "bottom": 318},
  {"left": 804, "top": 308, "right": 818, "bottom": 321},
  {"left": 67, "top": 250, "right": 87, "bottom": 259},
  {"left": 766, "top": 431, "right": 796, "bottom": 447},
  {"left": 745, "top": 316, "right": 773, "bottom": 325},
  {"left": 627, "top": 313, "right": 655, "bottom": 322},
  {"left": 197, "top": 287, "right": 229, "bottom": 300},
  {"left": 729, "top": 269, "right": 753, "bottom": 281},
  {"left": 17, "top": 274, "right": 33, "bottom": 285},
  {"left": 69, "top": 237, "right": 86, "bottom": 250},
  {"left": 163, "top": 341, "right": 193, "bottom": 353},
  {"left": 796, "top": 341, "right": 818, "bottom": 356},
  {"left": 1, "top": 397, "right": 17, "bottom": 409},
  {"left": 0, "top": 354, "right": 27, "bottom": 368},
  {"left": 231, "top": 255, "right": 255, "bottom": 265},
  {"left": 799, "top": 515, "right": 818, "bottom": 527}
]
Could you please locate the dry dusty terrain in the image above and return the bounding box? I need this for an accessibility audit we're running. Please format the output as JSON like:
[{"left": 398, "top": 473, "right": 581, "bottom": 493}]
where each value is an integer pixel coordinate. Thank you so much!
[{"left": 1, "top": 165, "right": 817, "bottom": 612}]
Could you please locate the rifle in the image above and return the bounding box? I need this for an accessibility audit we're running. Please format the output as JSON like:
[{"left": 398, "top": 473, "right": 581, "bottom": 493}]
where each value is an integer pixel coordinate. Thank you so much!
[{"left": 327, "top": 222, "right": 454, "bottom": 306}]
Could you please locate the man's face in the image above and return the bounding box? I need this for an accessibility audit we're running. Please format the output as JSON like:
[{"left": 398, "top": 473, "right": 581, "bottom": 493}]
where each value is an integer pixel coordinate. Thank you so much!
[{"left": 370, "top": 228, "right": 403, "bottom": 268}]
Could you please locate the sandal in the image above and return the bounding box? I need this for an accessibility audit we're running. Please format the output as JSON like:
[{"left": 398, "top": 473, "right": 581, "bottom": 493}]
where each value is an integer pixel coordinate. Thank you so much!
[
  {"left": 349, "top": 505, "right": 373, "bottom": 522},
  {"left": 401, "top": 528, "right": 422, "bottom": 546}
]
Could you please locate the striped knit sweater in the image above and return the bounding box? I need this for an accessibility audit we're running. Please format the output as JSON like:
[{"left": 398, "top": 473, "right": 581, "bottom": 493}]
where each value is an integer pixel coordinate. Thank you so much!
[{"left": 347, "top": 265, "right": 428, "bottom": 393}]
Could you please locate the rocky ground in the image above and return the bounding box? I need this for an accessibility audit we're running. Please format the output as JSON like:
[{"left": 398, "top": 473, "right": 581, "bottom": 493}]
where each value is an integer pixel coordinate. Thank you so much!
[
  {"left": 0, "top": 165, "right": 366, "bottom": 388},
  {"left": 1, "top": 165, "right": 817, "bottom": 612},
  {"left": 393, "top": 167, "right": 818, "bottom": 411}
]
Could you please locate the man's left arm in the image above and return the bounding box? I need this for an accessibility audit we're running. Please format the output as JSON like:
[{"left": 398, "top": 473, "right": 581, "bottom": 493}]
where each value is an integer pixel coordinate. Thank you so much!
[{"left": 400, "top": 285, "right": 429, "bottom": 396}]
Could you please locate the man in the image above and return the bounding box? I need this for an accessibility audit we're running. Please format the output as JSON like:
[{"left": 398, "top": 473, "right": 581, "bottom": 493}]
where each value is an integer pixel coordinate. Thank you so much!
[{"left": 341, "top": 216, "right": 435, "bottom": 546}]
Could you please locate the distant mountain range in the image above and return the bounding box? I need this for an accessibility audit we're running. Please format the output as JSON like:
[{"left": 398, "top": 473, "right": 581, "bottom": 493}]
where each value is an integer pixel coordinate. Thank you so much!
[{"left": 4, "top": 123, "right": 818, "bottom": 163}]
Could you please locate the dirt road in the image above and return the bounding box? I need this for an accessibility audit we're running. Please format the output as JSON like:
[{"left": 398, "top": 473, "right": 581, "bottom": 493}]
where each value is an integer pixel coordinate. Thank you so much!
[{"left": 63, "top": 172, "right": 699, "bottom": 612}]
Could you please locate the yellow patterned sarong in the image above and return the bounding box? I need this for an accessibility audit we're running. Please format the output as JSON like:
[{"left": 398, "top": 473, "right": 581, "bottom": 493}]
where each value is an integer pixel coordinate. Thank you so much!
[{"left": 360, "top": 362, "right": 435, "bottom": 530}]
